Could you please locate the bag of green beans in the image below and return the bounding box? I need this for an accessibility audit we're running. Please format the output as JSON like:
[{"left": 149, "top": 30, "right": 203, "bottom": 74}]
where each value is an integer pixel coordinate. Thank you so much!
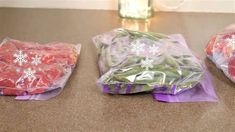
[{"left": 93, "top": 28, "right": 218, "bottom": 102}]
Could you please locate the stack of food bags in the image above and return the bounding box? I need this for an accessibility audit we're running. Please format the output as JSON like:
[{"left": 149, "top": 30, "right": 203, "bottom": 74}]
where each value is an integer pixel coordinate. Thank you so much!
[
  {"left": 206, "top": 24, "right": 235, "bottom": 82},
  {"left": 0, "top": 38, "right": 81, "bottom": 100},
  {"left": 93, "top": 28, "right": 218, "bottom": 102}
]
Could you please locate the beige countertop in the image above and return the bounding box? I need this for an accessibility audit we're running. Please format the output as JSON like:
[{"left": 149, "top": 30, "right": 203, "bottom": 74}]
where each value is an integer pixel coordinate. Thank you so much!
[{"left": 0, "top": 8, "right": 235, "bottom": 132}]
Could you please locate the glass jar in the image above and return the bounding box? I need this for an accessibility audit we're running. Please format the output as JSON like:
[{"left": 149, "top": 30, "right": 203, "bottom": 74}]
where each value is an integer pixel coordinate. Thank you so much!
[
  {"left": 121, "top": 19, "right": 151, "bottom": 32},
  {"left": 118, "top": 0, "right": 153, "bottom": 19}
]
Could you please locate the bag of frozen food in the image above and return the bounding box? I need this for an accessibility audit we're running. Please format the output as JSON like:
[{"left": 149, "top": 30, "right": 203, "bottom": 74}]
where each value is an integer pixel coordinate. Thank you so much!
[
  {"left": 93, "top": 28, "right": 217, "bottom": 102},
  {"left": 206, "top": 24, "right": 235, "bottom": 83},
  {"left": 0, "top": 38, "right": 81, "bottom": 100}
]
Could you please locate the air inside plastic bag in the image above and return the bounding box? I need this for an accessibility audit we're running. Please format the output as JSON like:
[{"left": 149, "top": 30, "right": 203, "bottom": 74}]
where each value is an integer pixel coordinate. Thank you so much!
[
  {"left": 93, "top": 28, "right": 218, "bottom": 102},
  {"left": 0, "top": 38, "right": 81, "bottom": 100}
]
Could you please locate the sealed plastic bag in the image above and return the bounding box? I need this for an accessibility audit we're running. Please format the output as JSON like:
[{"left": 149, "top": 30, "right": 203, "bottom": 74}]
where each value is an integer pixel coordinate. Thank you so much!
[
  {"left": 0, "top": 38, "right": 81, "bottom": 100},
  {"left": 205, "top": 24, "right": 235, "bottom": 82},
  {"left": 93, "top": 28, "right": 218, "bottom": 102}
]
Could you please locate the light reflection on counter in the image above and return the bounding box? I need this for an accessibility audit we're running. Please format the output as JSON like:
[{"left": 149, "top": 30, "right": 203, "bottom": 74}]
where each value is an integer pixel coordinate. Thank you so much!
[{"left": 121, "top": 19, "right": 151, "bottom": 32}]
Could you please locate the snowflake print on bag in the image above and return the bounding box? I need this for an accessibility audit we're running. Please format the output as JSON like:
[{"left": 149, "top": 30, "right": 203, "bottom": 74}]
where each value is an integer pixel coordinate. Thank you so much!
[
  {"left": 130, "top": 40, "right": 145, "bottom": 55},
  {"left": 149, "top": 45, "right": 160, "bottom": 55},
  {"left": 13, "top": 50, "right": 28, "bottom": 66},
  {"left": 130, "top": 39, "right": 158, "bottom": 70},
  {"left": 23, "top": 68, "right": 36, "bottom": 81},
  {"left": 226, "top": 35, "right": 235, "bottom": 49},
  {"left": 13, "top": 51, "right": 39, "bottom": 82},
  {"left": 141, "top": 57, "right": 154, "bottom": 70},
  {"left": 32, "top": 55, "right": 41, "bottom": 66}
]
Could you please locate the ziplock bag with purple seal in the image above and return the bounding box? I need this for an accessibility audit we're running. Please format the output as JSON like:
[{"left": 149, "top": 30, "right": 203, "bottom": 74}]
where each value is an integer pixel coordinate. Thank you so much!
[
  {"left": 205, "top": 24, "right": 235, "bottom": 83},
  {"left": 0, "top": 38, "right": 81, "bottom": 100},
  {"left": 93, "top": 28, "right": 218, "bottom": 102}
]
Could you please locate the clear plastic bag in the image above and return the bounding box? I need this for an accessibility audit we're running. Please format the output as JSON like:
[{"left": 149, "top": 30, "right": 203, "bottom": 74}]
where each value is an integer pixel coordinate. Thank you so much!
[
  {"left": 0, "top": 38, "right": 81, "bottom": 100},
  {"left": 93, "top": 28, "right": 218, "bottom": 102},
  {"left": 205, "top": 24, "right": 235, "bottom": 82}
]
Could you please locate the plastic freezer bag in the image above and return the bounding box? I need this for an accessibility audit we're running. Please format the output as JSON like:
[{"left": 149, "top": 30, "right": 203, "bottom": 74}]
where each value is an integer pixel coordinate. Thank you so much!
[
  {"left": 93, "top": 28, "right": 218, "bottom": 102},
  {"left": 206, "top": 24, "right": 235, "bottom": 83},
  {"left": 0, "top": 38, "right": 81, "bottom": 100}
]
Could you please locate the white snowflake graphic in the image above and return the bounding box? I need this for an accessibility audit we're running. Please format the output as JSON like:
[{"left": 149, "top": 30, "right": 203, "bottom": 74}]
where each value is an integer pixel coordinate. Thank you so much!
[
  {"left": 31, "top": 55, "right": 41, "bottom": 66},
  {"left": 141, "top": 58, "right": 154, "bottom": 70},
  {"left": 13, "top": 50, "right": 28, "bottom": 66},
  {"left": 23, "top": 68, "right": 36, "bottom": 81},
  {"left": 149, "top": 45, "right": 159, "bottom": 55},
  {"left": 226, "top": 35, "right": 235, "bottom": 49},
  {"left": 130, "top": 40, "right": 145, "bottom": 55}
]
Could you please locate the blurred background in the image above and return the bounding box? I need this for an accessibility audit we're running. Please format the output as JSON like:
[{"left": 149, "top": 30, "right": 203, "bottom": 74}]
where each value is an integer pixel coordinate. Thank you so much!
[{"left": 0, "top": 0, "right": 234, "bottom": 13}]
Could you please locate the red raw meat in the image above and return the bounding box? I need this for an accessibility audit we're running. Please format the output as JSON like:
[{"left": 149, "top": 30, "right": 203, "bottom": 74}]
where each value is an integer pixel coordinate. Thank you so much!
[
  {"left": 228, "top": 56, "right": 235, "bottom": 80},
  {"left": 0, "top": 38, "right": 80, "bottom": 96},
  {"left": 205, "top": 28, "right": 235, "bottom": 82}
]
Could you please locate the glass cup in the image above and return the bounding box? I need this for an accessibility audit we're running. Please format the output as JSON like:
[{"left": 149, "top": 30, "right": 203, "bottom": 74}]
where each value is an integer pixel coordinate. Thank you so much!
[{"left": 118, "top": 0, "right": 153, "bottom": 19}]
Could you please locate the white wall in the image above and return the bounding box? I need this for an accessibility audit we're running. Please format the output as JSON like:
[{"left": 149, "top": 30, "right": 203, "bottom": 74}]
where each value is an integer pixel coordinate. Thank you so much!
[
  {"left": 0, "top": 0, "right": 234, "bottom": 13},
  {"left": 156, "top": 0, "right": 235, "bottom": 13}
]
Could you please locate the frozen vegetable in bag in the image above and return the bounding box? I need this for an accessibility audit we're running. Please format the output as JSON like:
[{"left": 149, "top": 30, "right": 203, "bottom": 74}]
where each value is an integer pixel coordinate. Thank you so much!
[
  {"left": 205, "top": 24, "right": 235, "bottom": 82},
  {"left": 93, "top": 28, "right": 218, "bottom": 102},
  {"left": 0, "top": 38, "right": 81, "bottom": 100}
]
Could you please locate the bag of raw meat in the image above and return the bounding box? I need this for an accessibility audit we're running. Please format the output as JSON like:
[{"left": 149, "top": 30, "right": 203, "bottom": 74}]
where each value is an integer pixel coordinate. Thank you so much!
[
  {"left": 205, "top": 24, "right": 235, "bottom": 82},
  {"left": 93, "top": 28, "right": 218, "bottom": 102},
  {"left": 0, "top": 38, "right": 81, "bottom": 100}
]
